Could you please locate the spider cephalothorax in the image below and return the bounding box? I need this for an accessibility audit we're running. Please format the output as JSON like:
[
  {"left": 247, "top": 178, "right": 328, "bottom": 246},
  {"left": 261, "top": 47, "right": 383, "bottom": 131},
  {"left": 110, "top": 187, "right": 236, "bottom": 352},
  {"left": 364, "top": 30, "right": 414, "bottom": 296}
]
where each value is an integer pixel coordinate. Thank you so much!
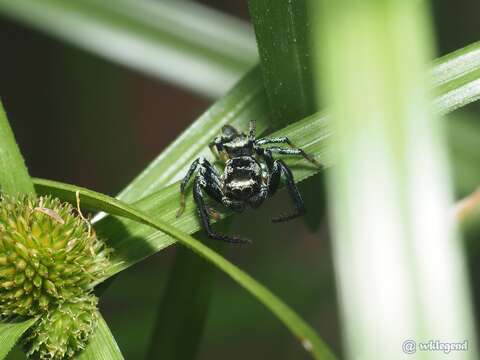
[{"left": 176, "top": 120, "right": 320, "bottom": 243}]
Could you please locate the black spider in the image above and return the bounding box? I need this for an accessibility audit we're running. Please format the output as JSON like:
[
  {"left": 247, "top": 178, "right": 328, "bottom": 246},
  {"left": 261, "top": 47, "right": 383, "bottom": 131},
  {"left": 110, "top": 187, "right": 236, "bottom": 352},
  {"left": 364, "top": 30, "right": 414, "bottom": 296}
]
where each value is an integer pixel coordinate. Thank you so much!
[{"left": 176, "top": 120, "right": 320, "bottom": 244}]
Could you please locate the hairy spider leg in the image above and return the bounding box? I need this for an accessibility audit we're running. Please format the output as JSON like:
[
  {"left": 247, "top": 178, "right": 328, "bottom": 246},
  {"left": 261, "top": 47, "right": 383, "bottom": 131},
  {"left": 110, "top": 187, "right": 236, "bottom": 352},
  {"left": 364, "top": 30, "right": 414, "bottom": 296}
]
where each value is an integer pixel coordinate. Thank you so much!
[
  {"left": 209, "top": 141, "right": 220, "bottom": 160},
  {"left": 178, "top": 157, "right": 249, "bottom": 243},
  {"left": 256, "top": 137, "right": 321, "bottom": 167},
  {"left": 176, "top": 158, "right": 200, "bottom": 217},
  {"left": 256, "top": 147, "right": 305, "bottom": 222},
  {"left": 248, "top": 119, "right": 256, "bottom": 141},
  {"left": 193, "top": 177, "right": 250, "bottom": 244},
  {"left": 270, "top": 159, "right": 306, "bottom": 222},
  {"left": 177, "top": 157, "right": 223, "bottom": 217},
  {"left": 209, "top": 137, "right": 230, "bottom": 163},
  {"left": 247, "top": 185, "right": 269, "bottom": 209}
]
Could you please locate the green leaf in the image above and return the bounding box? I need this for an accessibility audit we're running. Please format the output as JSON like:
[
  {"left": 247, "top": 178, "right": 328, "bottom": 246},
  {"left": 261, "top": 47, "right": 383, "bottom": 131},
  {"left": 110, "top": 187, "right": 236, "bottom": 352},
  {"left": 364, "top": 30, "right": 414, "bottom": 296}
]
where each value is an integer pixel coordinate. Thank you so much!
[
  {"left": 248, "top": 0, "right": 325, "bottom": 230},
  {"left": 0, "top": 0, "right": 257, "bottom": 98},
  {"left": 0, "top": 317, "right": 38, "bottom": 360},
  {"left": 32, "top": 178, "right": 337, "bottom": 360},
  {"left": 432, "top": 43, "right": 480, "bottom": 115},
  {"left": 113, "top": 40, "right": 480, "bottom": 206},
  {"left": 248, "top": 0, "right": 316, "bottom": 128},
  {"left": 0, "top": 101, "right": 35, "bottom": 195},
  {"left": 97, "top": 40, "right": 480, "bottom": 268},
  {"left": 312, "top": 1, "right": 477, "bottom": 359},
  {"left": 81, "top": 34, "right": 480, "bottom": 274},
  {"left": 30, "top": 40, "right": 480, "bottom": 360},
  {"left": 75, "top": 312, "right": 124, "bottom": 360}
]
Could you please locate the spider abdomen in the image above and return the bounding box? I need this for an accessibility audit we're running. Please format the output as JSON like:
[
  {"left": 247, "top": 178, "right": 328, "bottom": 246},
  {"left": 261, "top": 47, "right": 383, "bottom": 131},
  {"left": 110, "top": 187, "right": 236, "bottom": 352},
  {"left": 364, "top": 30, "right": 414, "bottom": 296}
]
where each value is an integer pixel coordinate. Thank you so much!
[{"left": 223, "top": 156, "right": 262, "bottom": 200}]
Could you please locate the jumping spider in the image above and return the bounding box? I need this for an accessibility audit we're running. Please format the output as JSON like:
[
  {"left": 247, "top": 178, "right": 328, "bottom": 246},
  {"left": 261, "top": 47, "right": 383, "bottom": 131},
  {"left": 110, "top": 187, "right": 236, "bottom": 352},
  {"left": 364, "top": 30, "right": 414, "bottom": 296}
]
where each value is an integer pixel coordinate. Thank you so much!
[{"left": 176, "top": 120, "right": 320, "bottom": 243}]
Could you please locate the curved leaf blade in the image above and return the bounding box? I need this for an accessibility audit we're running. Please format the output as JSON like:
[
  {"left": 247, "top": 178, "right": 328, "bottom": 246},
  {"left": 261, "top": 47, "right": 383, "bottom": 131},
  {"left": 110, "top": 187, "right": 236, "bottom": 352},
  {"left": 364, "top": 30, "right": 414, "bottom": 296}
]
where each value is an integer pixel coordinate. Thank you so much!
[
  {"left": 249, "top": 0, "right": 316, "bottom": 128},
  {"left": 114, "top": 41, "right": 480, "bottom": 206},
  {"left": 75, "top": 312, "right": 124, "bottom": 360},
  {"left": 0, "top": 101, "right": 35, "bottom": 195},
  {"left": 0, "top": 317, "right": 38, "bottom": 360},
  {"left": 33, "top": 178, "right": 336, "bottom": 360}
]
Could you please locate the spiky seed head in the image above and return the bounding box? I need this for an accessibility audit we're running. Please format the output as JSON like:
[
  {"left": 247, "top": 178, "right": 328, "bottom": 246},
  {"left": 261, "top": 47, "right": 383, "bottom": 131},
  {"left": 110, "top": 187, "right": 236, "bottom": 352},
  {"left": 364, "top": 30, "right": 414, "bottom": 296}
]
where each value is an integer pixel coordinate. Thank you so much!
[
  {"left": 0, "top": 194, "right": 109, "bottom": 317},
  {"left": 24, "top": 296, "right": 99, "bottom": 360},
  {"left": 0, "top": 193, "right": 111, "bottom": 358}
]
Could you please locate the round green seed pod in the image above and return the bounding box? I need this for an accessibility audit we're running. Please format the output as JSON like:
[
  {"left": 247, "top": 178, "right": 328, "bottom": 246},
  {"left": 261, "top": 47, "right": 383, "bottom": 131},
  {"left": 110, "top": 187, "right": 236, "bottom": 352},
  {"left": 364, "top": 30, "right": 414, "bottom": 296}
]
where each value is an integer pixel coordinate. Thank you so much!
[
  {"left": 25, "top": 296, "right": 99, "bottom": 360},
  {"left": 0, "top": 194, "right": 110, "bottom": 317}
]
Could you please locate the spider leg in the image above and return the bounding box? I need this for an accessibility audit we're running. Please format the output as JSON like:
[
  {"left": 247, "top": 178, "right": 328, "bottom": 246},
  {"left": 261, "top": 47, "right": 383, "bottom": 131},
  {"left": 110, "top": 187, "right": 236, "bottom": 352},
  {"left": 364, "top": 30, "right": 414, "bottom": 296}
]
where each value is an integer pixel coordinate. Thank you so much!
[
  {"left": 268, "top": 159, "right": 306, "bottom": 223},
  {"left": 256, "top": 137, "right": 320, "bottom": 168},
  {"left": 177, "top": 157, "right": 222, "bottom": 217},
  {"left": 177, "top": 158, "right": 201, "bottom": 217},
  {"left": 209, "top": 141, "right": 220, "bottom": 160},
  {"left": 248, "top": 120, "right": 256, "bottom": 141},
  {"left": 256, "top": 136, "right": 293, "bottom": 146},
  {"left": 248, "top": 185, "right": 268, "bottom": 209},
  {"left": 264, "top": 146, "right": 320, "bottom": 168},
  {"left": 193, "top": 177, "right": 250, "bottom": 244}
]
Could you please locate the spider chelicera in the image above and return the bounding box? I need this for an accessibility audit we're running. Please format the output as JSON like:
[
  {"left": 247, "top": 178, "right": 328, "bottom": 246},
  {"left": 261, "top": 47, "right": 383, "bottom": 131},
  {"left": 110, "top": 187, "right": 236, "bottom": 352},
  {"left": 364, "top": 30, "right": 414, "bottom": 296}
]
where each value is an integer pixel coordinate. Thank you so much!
[{"left": 176, "top": 120, "right": 320, "bottom": 244}]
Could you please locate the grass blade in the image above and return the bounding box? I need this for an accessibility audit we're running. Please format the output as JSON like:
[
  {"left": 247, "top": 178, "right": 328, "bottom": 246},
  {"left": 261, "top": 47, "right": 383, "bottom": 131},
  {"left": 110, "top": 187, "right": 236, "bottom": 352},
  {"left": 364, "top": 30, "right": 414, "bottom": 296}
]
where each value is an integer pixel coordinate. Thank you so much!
[
  {"left": 29, "top": 40, "right": 480, "bottom": 360},
  {"left": 68, "top": 40, "right": 480, "bottom": 274},
  {"left": 32, "top": 178, "right": 337, "bottom": 360},
  {"left": 40, "top": 45, "right": 480, "bottom": 275},
  {"left": 113, "top": 40, "right": 480, "bottom": 206},
  {"left": 248, "top": 0, "right": 315, "bottom": 128},
  {"left": 0, "top": 0, "right": 257, "bottom": 97},
  {"left": 75, "top": 312, "right": 124, "bottom": 360},
  {"left": 0, "top": 101, "right": 35, "bottom": 195},
  {"left": 248, "top": 0, "right": 325, "bottom": 230},
  {"left": 0, "top": 317, "right": 38, "bottom": 360},
  {"left": 312, "top": 0, "right": 477, "bottom": 359}
]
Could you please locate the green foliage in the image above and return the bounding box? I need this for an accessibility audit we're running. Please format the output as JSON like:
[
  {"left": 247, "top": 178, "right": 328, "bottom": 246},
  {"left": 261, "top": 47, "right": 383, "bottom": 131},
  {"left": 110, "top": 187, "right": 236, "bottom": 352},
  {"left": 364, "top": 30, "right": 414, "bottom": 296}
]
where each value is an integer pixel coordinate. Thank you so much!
[
  {"left": 0, "top": 102, "right": 34, "bottom": 196},
  {"left": 25, "top": 296, "right": 99, "bottom": 359},
  {"left": 1, "top": 1, "right": 480, "bottom": 359},
  {"left": 76, "top": 313, "right": 124, "bottom": 360},
  {"left": 312, "top": 0, "right": 477, "bottom": 359},
  {"left": 32, "top": 179, "right": 337, "bottom": 360},
  {"left": 248, "top": 0, "right": 325, "bottom": 230},
  {"left": 249, "top": 0, "right": 315, "bottom": 128},
  {"left": 0, "top": 318, "right": 38, "bottom": 360}
]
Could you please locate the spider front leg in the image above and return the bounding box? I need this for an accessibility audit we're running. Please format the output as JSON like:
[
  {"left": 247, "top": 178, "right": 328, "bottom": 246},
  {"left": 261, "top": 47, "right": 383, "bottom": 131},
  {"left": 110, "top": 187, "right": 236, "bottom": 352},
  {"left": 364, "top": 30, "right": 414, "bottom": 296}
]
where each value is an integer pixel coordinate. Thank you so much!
[
  {"left": 268, "top": 159, "right": 306, "bottom": 223},
  {"left": 209, "top": 138, "right": 229, "bottom": 163},
  {"left": 248, "top": 119, "right": 256, "bottom": 141},
  {"left": 256, "top": 137, "right": 321, "bottom": 167},
  {"left": 177, "top": 157, "right": 222, "bottom": 218},
  {"left": 176, "top": 158, "right": 200, "bottom": 218},
  {"left": 193, "top": 177, "right": 250, "bottom": 244},
  {"left": 248, "top": 185, "right": 268, "bottom": 209}
]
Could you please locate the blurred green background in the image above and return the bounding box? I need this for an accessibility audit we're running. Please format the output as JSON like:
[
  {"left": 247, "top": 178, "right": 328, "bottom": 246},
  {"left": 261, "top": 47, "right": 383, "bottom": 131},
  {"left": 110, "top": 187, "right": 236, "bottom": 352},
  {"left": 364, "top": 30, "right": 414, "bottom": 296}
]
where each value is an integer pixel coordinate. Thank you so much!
[{"left": 1, "top": 1, "right": 480, "bottom": 359}]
